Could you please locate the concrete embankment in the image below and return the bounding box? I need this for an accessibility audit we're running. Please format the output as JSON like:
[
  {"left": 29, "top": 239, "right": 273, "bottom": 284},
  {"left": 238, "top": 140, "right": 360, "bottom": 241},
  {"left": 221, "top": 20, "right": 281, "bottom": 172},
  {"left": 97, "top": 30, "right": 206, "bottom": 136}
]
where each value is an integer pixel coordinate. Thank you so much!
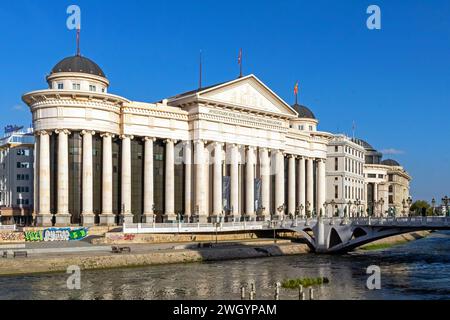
[{"left": 0, "top": 242, "right": 310, "bottom": 276}]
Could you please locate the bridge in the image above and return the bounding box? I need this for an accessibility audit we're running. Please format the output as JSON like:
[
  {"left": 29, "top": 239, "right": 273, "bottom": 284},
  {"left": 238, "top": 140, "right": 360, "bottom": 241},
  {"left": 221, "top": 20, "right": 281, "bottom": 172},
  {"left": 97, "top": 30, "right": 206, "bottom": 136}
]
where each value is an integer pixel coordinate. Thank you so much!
[{"left": 123, "top": 216, "right": 450, "bottom": 253}]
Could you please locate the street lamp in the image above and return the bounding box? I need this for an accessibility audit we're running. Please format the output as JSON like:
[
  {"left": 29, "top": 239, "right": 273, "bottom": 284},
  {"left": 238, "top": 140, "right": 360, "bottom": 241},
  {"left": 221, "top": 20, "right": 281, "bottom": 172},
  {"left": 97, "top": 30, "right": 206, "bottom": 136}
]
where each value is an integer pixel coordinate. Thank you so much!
[
  {"left": 379, "top": 198, "right": 385, "bottom": 217},
  {"left": 323, "top": 201, "right": 329, "bottom": 217},
  {"left": 442, "top": 196, "right": 449, "bottom": 217},
  {"left": 306, "top": 201, "right": 311, "bottom": 218},
  {"left": 354, "top": 199, "right": 361, "bottom": 218},
  {"left": 402, "top": 199, "right": 407, "bottom": 217},
  {"left": 406, "top": 197, "right": 413, "bottom": 217},
  {"left": 347, "top": 200, "right": 352, "bottom": 218},
  {"left": 431, "top": 198, "right": 436, "bottom": 216},
  {"left": 330, "top": 199, "right": 336, "bottom": 217}
]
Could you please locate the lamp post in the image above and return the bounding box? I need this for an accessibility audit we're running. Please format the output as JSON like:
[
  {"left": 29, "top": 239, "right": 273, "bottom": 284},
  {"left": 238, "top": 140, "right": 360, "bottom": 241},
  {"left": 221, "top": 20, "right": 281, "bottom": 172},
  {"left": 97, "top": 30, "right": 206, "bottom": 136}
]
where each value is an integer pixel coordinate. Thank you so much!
[
  {"left": 347, "top": 200, "right": 352, "bottom": 218},
  {"left": 406, "top": 196, "right": 413, "bottom": 217},
  {"left": 354, "top": 199, "right": 361, "bottom": 218},
  {"left": 299, "top": 204, "right": 304, "bottom": 219},
  {"left": 431, "top": 198, "right": 436, "bottom": 216},
  {"left": 330, "top": 199, "right": 336, "bottom": 218},
  {"left": 402, "top": 199, "right": 407, "bottom": 217},
  {"left": 379, "top": 198, "right": 385, "bottom": 217},
  {"left": 323, "top": 201, "right": 329, "bottom": 218},
  {"left": 305, "top": 201, "right": 311, "bottom": 218},
  {"left": 442, "top": 196, "right": 449, "bottom": 217}
]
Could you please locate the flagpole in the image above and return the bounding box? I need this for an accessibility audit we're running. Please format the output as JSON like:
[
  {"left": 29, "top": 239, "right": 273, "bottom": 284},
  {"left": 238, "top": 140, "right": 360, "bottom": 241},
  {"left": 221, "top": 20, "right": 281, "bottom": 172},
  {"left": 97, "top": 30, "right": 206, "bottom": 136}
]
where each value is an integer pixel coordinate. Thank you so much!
[
  {"left": 239, "top": 48, "right": 243, "bottom": 78},
  {"left": 76, "top": 27, "right": 80, "bottom": 56},
  {"left": 199, "top": 50, "right": 203, "bottom": 90}
]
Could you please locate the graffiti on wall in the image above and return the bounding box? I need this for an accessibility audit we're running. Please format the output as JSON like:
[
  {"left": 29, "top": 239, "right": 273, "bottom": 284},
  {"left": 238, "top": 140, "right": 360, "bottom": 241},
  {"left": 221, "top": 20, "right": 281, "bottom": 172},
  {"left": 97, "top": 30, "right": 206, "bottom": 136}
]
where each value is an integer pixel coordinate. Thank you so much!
[
  {"left": 0, "top": 232, "right": 25, "bottom": 242},
  {"left": 107, "top": 233, "right": 136, "bottom": 242},
  {"left": 24, "top": 228, "right": 89, "bottom": 242}
]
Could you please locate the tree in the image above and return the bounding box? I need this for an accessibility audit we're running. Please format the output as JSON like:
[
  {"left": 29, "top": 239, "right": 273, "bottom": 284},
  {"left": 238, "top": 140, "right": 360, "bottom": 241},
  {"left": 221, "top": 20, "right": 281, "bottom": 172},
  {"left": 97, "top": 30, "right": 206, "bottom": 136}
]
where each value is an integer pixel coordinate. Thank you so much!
[{"left": 410, "top": 200, "right": 433, "bottom": 216}]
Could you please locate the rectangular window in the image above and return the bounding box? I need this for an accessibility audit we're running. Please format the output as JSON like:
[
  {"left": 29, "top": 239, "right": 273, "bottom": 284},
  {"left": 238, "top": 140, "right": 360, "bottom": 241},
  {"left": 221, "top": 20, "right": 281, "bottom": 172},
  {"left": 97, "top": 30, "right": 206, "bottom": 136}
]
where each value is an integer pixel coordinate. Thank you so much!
[
  {"left": 388, "top": 174, "right": 393, "bottom": 182},
  {"left": 57, "top": 83, "right": 64, "bottom": 90},
  {"left": 335, "top": 158, "right": 338, "bottom": 171},
  {"left": 335, "top": 185, "right": 338, "bottom": 199},
  {"left": 334, "top": 146, "right": 338, "bottom": 152},
  {"left": 89, "top": 85, "right": 96, "bottom": 92},
  {"left": 389, "top": 195, "right": 394, "bottom": 204},
  {"left": 72, "top": 83, "right": 81, "bottom": 90},
  {"left": 309, "top": 125, "right": 313, "bottom": 131},
  {"left": 368, "top": 174, "right": 377, "bottom": 178},
  {"left": 299, "top": 125, "right": 304, "bottom": 130}
]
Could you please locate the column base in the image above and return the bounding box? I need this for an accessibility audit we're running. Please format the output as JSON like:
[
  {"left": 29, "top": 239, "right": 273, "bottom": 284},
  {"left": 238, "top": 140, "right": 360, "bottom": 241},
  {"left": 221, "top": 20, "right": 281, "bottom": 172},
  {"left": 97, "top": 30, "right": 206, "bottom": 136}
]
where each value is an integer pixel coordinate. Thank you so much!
[
  {"left": 55, "top": 214, "right": 71, "bottom": 227},
  {"left": 99, "top": 214, "right": 116, "bottom": 226},
  {"left": 142, "top": 214, "right": 156, "bottom": 224},
  {"left": 163, "top": 214, "right": 177, "bottom": 223},
  {"left": 122, "top": 214, "right": 134, "bottom": 225},
  {"left": 225, "top": 215, "right": 240, "bottom": 223},
  {"left": 82, "top": 214, "right": 96, "bottom": 226},
  {"left": 35, "top": 214, "right": 53, "bottom": 227}
]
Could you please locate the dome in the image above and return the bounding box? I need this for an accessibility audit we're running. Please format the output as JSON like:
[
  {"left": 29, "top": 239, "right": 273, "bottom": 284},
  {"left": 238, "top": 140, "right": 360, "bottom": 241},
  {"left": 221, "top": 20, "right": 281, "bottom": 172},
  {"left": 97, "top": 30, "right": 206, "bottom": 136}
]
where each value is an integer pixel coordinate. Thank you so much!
[
  {"left": 292, "top": 103, "right": 316, "bottom": 119},
  {"left": 50, "top": 55, "right": 106, "bottom": 78},
  {"left": 382, "top": 159, "right": 401, "bottom": 167},
  {"left": 352, "top": 138, "right": 374, "bottom": 151}
]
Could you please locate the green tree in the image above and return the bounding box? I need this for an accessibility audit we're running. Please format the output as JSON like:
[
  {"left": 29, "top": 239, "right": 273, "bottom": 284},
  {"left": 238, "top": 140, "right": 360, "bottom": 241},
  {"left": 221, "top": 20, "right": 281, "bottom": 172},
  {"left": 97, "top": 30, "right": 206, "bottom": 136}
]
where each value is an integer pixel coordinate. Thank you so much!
[{"left": 410, "top": 200, "right": 433, "bottom": 216}]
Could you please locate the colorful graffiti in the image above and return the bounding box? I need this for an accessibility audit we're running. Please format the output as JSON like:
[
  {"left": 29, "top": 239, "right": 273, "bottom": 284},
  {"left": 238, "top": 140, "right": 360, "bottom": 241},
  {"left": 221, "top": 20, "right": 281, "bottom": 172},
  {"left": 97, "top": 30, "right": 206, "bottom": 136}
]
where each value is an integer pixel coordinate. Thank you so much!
[
  {"left": 0, "top": 232, "right": 25, "bottom": 242},
  {"left": 24, "top": 228, "right": 89, "bottom": 242},
  {"left": 107, "top": 233, "right": 136, "bottom": 242}
]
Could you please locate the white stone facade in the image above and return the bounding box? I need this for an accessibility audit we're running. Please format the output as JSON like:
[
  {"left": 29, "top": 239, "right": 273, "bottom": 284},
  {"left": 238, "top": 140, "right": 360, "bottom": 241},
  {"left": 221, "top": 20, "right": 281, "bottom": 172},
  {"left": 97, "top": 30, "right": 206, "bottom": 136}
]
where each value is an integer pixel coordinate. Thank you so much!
[{"left": 22, "top": 55, "right": 333, "bottom": 226}]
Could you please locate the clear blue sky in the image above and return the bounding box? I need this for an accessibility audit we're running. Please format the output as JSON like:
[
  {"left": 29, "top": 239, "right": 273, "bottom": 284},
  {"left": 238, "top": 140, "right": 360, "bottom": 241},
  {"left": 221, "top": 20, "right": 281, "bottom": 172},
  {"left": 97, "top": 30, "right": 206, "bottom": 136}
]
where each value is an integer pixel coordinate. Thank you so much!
[{"left": 0, "top": 0, "right": 449, "bottom": 202}]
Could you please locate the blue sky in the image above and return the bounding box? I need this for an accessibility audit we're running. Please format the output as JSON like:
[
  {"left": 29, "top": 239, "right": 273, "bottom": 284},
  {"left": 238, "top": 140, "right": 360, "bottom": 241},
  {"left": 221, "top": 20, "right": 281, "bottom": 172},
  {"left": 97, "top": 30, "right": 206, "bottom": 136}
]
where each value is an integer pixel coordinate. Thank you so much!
[{"left": 0, "top": 0, "right": 449, "bottom": 202}]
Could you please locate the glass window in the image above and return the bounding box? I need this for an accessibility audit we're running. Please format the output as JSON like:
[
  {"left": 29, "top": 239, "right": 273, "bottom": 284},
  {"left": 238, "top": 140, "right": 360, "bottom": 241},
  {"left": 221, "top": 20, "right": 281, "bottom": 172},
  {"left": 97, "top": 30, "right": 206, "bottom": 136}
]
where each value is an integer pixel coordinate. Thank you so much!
[
  {"left": 89, "top": 85, "right": 96, "bottom": 92},
  {"left": 57, "top": 83, "right": 64, "bottom": 90},
  {"left": 72, "top": 83, "right": 81, "bottom": 90}
]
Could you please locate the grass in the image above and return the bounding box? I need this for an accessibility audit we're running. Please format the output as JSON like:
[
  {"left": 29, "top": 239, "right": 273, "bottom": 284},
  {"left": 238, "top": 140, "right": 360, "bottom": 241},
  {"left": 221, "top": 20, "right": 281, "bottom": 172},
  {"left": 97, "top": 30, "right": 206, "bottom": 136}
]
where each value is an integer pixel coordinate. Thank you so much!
[
  {"left": 359, "top": 241, "right": 407, "bottom": 251},
  {"left": 281, "top": 277, "right": 330, "bottom": 289}
]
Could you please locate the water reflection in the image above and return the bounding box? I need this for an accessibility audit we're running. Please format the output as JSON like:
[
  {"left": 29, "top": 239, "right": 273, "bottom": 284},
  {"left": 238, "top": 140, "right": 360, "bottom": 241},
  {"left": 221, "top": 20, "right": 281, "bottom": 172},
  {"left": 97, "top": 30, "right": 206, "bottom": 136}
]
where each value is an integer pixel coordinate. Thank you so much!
[{"left": 1, "top": 232, "right": 449, "bottom": 300}]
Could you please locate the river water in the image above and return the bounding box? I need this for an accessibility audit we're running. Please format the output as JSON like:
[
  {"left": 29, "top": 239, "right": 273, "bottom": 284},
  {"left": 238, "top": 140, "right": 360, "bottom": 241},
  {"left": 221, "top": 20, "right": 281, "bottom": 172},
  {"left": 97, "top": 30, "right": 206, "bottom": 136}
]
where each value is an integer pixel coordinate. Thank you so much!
[{"left": 1, "top": 231, "right": 449, "bottom": 300}]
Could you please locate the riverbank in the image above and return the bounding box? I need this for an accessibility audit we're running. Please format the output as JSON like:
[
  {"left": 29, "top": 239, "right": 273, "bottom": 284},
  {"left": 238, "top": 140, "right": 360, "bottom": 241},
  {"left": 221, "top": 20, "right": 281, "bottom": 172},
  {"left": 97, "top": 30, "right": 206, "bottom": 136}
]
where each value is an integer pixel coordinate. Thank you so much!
[
  {"left": 359, "top": 230, "right": 431, "bottom": 251},
  {"left": 0, "top": 241, "right": 310, "bottom": 276}
]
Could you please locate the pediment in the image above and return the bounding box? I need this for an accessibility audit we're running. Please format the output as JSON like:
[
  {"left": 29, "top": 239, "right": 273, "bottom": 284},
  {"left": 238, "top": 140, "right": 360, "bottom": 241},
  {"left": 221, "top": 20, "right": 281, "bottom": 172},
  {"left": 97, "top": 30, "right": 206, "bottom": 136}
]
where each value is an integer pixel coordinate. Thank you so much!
[{"left": 199, "top": 75, "right": 297, "bottom": 116}]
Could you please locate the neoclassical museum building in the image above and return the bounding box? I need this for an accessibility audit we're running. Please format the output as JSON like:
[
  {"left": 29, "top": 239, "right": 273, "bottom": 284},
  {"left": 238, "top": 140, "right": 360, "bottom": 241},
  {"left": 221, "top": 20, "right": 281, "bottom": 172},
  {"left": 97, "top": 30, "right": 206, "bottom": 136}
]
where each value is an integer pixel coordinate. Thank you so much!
[{"left": 23, "top": 54, "right": 333, "bottom": 227}]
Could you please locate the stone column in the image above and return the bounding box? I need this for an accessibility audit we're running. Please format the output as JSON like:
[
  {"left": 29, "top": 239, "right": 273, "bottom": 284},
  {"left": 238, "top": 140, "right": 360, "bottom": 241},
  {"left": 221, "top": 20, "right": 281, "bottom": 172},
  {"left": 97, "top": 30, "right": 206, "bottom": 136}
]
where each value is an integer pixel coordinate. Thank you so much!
[
  {"left": 245, "top": 146, "right": 255, "bottom": 220},
  {"left": 100, "top": 133, "right": 115, "bottom": 226},
  {"left": 164, "top": 139, "right": 176, "bottom": 222},
  {"left": 288, "top": 155, "right": 296, "bottom": 217},
  {"left": 81, "top": 130, "right": 95, "bottom": 226},
  {"left": 55, "top": 129, "right": 70, "bottom": 226},
  {"left": 306, "top": 158, "right": 314, "bottom": 215},
  {"left": 37, "top": 131, "right": 52, "bottom": 226},
  {"left": 184, "top": 141, "right": 192, "bottom": 221},
  {"left": 298, "top": 157, "right": 306, "bottom": 217},
  {"left": 275, "top": 150, "right": 285, "bottom": 218},
  {"left": 121, "top": 135, "right": 133, "bottom": 224},
  {"left": 142, "top": 137, "right": 155, "bottom": 223},
  {"left": 194, "top": 140, "right": 207, "bottom": 223},
  {"left": 230, "top": 144, "right": 240, "bottom": 221},
  {"left": 213, "top": 142, "right": 223, "bottom": 219},
  {"left": 260, "top": 148, "right": 270, "bottom": 220},
  {"left": 317, "top": 159, "right": 326, "bottom": 217}
]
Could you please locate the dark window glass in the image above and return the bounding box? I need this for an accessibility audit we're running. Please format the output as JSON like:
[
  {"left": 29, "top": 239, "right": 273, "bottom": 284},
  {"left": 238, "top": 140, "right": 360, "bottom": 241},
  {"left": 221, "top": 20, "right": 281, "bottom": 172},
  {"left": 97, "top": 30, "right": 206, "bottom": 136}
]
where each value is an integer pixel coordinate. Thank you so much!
[
  {"left": 92, "top": 134, "right": 103, "bottom": 216},
  {"left": 131, "top": 139, "right": 144, "bottom": 223},
  {"left": 69, "top": 132, "right": 82, "bottom": 224},
  {"left": 153, "top": 140, "right": 165, "bottom": 221}
]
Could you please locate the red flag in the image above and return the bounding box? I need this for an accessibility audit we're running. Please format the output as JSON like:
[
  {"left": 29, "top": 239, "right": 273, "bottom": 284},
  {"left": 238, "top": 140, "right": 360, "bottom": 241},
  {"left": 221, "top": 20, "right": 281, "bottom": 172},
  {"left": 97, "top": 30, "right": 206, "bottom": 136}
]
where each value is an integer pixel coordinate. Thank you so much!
[{"left": 294, "top": 82, "right": 299, "bottom": 96}]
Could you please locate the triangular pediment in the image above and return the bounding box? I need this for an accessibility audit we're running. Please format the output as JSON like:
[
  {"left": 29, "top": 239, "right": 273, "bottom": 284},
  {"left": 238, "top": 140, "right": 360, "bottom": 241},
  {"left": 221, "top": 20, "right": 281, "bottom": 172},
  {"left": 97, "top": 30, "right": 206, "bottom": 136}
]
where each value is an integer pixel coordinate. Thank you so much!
[{"left": 198, "top": 75, "right": 297, "bottom": 116}]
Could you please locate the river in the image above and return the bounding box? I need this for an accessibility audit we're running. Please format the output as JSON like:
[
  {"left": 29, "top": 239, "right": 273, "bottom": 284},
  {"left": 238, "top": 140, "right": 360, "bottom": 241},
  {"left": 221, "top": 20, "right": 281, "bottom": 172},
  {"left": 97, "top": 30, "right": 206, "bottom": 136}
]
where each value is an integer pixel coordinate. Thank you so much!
[{"left": 1, "top": 231, "right": 449, "bottom": 300}]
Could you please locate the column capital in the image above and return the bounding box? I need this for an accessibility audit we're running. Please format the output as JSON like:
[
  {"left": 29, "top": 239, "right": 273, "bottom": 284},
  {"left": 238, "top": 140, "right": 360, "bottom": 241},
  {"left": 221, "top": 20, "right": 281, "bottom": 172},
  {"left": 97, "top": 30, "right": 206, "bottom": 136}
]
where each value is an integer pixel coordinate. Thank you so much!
[
  {"left": 81, "top": 130, "right": 96, "bottom": 136},
  {"left": 213, "top": 141, "right": 225, "bottom": 148},
  {"left": 195, "top": 139, "right": 207, "bottom": 146},
  {"left": 55, "top": 129, "right": 71, "bottom": 135},
  {"left": 246, "top": 145, "right": 256, "bottom": 151},
  {"left": 100, "top": 132, "right": 115, "bottom": 139},
  {"left": 288, "top": 154, "right": 296, "bottom": 159},
  {"left": 143, "top": 136, "right": 156, "bottom": 142},
  {"left": 120, "top": 134, "right": 134, "bottom": 140},
  {"left": 164, "top": 138, "right": 177, "bottom": 144},
  {"left": 36, "top": 130, "right": 52, "bottom": 137}
]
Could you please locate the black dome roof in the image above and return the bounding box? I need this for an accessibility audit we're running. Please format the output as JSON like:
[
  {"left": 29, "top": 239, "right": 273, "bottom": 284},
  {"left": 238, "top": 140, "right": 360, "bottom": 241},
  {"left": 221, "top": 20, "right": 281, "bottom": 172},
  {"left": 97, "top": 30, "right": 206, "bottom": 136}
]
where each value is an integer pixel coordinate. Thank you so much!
[
  {"left": 352, "top": 138, "right": 374, "bottom": 151},
  {"left": 292, "top": 103, "right": 316, "bottom": 119},
  {"left": 50, "top": 55, "right": 106, "bottom": 78},
  {"left": 382, "top": 159, "right": 401, "bottom": 166}
]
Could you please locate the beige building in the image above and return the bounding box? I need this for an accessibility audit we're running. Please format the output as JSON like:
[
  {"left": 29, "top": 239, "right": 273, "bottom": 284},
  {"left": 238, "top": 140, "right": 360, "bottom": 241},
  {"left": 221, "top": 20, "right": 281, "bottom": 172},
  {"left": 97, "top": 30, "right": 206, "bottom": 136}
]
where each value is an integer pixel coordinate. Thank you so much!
[
  {"left": 22, "top": 54, "right": 333, "bottom": 227},
  {"left": 353, "top": 139, "right": 411, "bottom": 216}
]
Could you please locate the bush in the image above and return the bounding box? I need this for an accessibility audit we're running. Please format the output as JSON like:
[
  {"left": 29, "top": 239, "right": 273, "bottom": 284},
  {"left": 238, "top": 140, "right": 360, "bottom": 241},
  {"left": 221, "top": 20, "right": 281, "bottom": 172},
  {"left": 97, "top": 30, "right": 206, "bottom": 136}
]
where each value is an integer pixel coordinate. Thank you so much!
[{"left": 281, "top": 277, "right": 330, "bottom": 289}]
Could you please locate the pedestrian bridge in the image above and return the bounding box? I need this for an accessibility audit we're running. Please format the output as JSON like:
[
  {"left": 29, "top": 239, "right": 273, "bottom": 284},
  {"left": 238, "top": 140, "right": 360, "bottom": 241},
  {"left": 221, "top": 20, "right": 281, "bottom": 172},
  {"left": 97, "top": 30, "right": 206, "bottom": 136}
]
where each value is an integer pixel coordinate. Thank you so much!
[{"left": 123, "top": 216, "right": 450, "bottom": 253}]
